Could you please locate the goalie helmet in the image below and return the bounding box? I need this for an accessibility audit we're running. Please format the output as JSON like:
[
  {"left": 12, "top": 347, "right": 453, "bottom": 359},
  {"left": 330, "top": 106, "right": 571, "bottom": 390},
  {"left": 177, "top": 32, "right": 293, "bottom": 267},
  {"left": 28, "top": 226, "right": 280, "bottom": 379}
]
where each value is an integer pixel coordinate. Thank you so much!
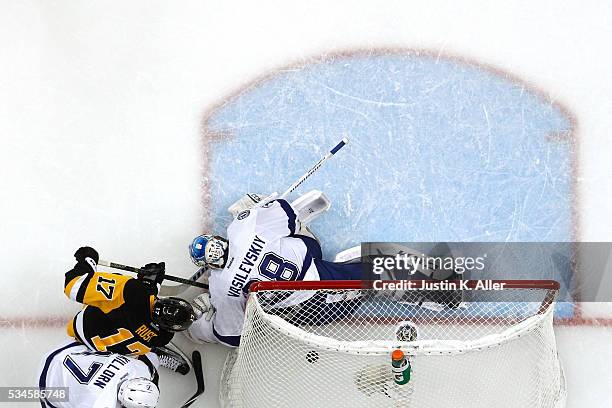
[
  {"left": 189, "top": 234, "right": 229, "bottom": 269},
  {"left": 152, "top": 297, "right": 197, "bottom": 332},
  {"left": 118, "top": 377, "right": 159, "bottom": 408}
]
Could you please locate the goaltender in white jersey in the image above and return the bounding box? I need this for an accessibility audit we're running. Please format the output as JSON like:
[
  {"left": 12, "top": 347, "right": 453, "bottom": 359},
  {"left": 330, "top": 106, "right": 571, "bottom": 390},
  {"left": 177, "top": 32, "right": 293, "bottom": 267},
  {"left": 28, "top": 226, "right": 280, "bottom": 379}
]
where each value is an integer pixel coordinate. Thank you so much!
[
  {"left": 38, "top": 341, "right": 159, "bottom": 408},
  {"left": 186, "top": 192, "right": 363, "bottom": 347}
]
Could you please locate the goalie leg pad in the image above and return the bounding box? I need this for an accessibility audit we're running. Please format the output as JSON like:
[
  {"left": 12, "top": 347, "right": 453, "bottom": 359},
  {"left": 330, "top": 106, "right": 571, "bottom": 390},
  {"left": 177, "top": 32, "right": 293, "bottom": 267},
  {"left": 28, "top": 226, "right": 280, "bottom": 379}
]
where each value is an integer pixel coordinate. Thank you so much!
[{"left": 333, "top": 245, "right": 361, "bottom": 263}]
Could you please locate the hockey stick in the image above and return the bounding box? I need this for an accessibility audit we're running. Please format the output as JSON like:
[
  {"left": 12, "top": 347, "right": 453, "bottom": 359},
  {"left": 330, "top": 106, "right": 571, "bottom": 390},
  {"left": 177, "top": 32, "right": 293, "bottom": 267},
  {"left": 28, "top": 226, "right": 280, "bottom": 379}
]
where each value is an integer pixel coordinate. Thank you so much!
[
  {"left": 279, "top": 137, "right": 349, "bottom": 198},
  {"left": 159, "top": 267, "right": 208, "bottom": 296},
  {"left": 181, "top": 350, "right": 205, "bottom": 408},
  {"left": 98, "top": 260, "right": 209, "bottom": 290},
  {"left": 163, "top": 139, "right": 349, "bottom": 295}
]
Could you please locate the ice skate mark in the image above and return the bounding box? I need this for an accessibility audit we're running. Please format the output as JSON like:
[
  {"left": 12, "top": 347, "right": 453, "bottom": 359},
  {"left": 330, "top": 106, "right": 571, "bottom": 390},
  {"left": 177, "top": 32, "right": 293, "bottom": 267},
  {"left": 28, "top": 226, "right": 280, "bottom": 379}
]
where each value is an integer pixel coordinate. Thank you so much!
[
  {"left": 197, "top": 48, "right": 585, "bottom": 321},
  {"left": 317, "top": 82, "right": 419, "bottom": 107},
  {"left": 199, "top": 128, "right": 234, "bottom": 232},
  {"left": 199, "top": 47, "right": 579, "bottom": 242},
  {"left": 546, "top": 130, "right": 573, "bottom": 142}
]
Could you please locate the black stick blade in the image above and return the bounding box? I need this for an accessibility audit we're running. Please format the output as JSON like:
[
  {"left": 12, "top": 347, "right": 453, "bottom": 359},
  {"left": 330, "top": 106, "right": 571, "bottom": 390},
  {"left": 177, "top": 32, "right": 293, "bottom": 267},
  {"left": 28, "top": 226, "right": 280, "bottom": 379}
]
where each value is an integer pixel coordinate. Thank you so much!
[{"left": 181, "top": 350, "right": 205, "bottom": 408}]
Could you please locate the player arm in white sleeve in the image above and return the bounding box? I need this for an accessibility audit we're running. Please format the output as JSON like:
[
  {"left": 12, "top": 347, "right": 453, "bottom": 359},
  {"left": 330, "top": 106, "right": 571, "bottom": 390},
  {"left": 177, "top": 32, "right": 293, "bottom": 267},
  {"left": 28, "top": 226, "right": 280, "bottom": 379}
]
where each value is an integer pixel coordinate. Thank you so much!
[{"left": 252, "top": 199, "right": 300, "bottom": 240}]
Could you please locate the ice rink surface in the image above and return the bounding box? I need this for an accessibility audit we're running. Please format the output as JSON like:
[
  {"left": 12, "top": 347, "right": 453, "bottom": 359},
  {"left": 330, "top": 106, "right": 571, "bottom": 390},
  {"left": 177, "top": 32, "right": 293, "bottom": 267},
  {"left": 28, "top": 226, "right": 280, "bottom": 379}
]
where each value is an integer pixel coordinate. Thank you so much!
[{"left": 1, "top": 1, "right": 611, "bottom": 407}]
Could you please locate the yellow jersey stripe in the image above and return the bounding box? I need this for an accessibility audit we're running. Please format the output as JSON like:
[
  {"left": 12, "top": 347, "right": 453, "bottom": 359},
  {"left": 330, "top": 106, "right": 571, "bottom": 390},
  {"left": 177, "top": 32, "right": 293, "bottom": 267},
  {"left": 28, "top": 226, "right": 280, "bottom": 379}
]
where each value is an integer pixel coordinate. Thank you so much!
[{"left": 66, "top": 317, "right": 75, "bottom": 338}]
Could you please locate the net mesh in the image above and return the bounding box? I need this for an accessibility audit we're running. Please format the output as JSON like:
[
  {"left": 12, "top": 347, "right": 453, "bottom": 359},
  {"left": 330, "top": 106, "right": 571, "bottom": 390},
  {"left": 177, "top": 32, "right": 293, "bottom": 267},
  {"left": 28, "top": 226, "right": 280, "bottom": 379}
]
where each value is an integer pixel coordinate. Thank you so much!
[{"left": 220, "top": 280, "right": 566, "bottom": 408}]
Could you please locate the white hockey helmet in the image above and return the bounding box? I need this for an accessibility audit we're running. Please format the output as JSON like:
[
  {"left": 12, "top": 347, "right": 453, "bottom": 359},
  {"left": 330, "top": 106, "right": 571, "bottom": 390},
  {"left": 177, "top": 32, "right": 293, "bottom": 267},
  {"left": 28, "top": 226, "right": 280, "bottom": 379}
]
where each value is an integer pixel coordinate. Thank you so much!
[{"left": 118, "top": 378, "right": 159, "bottom": 408}]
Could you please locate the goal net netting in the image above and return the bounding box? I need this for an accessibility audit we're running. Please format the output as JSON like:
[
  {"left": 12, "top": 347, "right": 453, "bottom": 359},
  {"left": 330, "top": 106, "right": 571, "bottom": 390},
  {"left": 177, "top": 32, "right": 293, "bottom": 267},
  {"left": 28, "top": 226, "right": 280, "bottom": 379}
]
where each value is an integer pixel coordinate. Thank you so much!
[{"left": 220, "top": 280, "right": 566, "bottom": 408}]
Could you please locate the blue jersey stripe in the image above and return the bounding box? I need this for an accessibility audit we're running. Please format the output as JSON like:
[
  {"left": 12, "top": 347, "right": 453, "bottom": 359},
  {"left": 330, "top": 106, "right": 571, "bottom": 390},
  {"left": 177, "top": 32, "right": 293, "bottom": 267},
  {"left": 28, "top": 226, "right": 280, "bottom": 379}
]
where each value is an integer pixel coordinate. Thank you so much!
[
  {"left": 213, "top": 324, "right": 241, "bottom": 347},
  {"left": 292, "top": 235, "right": 323, "bottom": 281},
  {"left": 39, "top": 342, "right": 81, "bottom": 408},
  {"left": 275, "top": 199, "right": 297, "bottom": 235}
]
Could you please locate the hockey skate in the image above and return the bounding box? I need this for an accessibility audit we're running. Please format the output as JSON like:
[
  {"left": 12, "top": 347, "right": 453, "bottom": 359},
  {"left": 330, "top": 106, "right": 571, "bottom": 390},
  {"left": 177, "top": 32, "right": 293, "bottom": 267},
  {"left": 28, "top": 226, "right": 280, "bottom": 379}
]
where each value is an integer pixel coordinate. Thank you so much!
[{"left": 154, "top": 344, "right": 190, "bottom": 375}]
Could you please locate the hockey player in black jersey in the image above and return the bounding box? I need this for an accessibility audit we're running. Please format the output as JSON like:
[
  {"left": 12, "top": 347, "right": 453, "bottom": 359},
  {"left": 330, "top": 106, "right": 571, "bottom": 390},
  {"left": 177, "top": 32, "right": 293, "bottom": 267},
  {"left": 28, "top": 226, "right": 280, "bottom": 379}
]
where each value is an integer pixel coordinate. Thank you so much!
[{"left": 64, "top": 247, "right": 197, "bottom": 359}]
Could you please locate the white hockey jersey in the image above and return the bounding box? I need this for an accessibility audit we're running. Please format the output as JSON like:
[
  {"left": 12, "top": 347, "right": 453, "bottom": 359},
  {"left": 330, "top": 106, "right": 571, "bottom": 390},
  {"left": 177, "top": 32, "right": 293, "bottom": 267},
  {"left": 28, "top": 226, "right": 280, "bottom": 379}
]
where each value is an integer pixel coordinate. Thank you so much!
[
  {"left": 38, "top": 341, "right": 158, "bottom": 408},
  {"left": 192, "top": 199, "right": 324, "bottom": 347}
]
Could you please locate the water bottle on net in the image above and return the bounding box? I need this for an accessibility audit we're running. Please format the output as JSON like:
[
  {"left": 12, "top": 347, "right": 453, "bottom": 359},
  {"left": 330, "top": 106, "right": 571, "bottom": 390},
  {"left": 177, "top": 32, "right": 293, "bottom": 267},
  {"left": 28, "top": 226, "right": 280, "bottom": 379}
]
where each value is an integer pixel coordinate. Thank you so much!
[{"left": 391, "top": 349, "right": 414, "bottom": 406}]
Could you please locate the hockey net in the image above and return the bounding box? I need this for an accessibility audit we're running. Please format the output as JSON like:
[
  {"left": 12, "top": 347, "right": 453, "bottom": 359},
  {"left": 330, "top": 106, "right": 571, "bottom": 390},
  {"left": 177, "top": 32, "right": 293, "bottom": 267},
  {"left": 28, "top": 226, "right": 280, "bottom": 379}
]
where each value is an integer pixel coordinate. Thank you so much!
[{"left": 220, "top": 280, "right": 566, "bottom": 408}]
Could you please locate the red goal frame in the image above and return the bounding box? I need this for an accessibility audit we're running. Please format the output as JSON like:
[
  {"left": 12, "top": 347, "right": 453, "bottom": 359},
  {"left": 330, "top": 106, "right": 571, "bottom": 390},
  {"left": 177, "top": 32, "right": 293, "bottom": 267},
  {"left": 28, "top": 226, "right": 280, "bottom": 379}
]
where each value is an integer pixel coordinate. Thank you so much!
[{"left": 249, "top": 279, "right": 561, "bottom": 322}]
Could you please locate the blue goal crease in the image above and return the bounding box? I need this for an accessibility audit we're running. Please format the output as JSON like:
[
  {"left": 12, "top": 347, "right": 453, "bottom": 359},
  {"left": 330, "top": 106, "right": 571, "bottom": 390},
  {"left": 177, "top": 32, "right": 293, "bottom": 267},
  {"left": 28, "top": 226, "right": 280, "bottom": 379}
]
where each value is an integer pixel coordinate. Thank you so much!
[{"left": 204, "top": 54, "right": 575, "bottom": 318}]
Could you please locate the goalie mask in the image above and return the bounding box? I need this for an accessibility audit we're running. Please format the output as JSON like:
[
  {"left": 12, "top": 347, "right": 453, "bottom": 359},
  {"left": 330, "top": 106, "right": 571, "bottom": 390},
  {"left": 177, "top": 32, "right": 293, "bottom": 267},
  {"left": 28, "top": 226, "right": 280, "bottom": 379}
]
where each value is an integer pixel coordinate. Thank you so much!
[
  {"left": 152, "top": 297, "right": 197, "bottom": 332},
  {"left": 189, "top": 234, "right": 229, "bottom": 269}
]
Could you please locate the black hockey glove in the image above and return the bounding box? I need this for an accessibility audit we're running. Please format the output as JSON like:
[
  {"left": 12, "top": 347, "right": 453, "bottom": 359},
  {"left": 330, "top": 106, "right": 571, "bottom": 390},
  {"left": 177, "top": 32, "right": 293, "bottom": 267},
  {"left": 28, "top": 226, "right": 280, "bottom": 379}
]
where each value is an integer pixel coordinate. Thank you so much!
[
  {"left": 138, "top": 262, "right": 166, "bottom": 285},
  {"left": 74, "top": 246, "right": 99, "bottom": 264}
]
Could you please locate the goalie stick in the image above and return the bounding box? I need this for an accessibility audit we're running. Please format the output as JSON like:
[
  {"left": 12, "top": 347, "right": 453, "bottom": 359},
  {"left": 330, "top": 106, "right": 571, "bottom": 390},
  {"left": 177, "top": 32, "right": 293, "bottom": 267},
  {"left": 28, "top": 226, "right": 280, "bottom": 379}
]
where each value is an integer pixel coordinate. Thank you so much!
[
  {"left": 181, "top": 350, "right": 205, "bottom": 408},
  {"left": 280, "top": 137, "right": 348, "bottom": 198},
  {"left": 164, "top": 138, "right": 349, "bottom": 296}
]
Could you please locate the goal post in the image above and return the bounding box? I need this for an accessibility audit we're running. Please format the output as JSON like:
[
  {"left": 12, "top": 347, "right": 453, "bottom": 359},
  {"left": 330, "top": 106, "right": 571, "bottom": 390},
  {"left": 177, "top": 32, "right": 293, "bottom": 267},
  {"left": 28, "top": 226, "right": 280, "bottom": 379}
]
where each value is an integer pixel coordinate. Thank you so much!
[{"left": 220, "top": 279, "right": 566, "bottom": 408}]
